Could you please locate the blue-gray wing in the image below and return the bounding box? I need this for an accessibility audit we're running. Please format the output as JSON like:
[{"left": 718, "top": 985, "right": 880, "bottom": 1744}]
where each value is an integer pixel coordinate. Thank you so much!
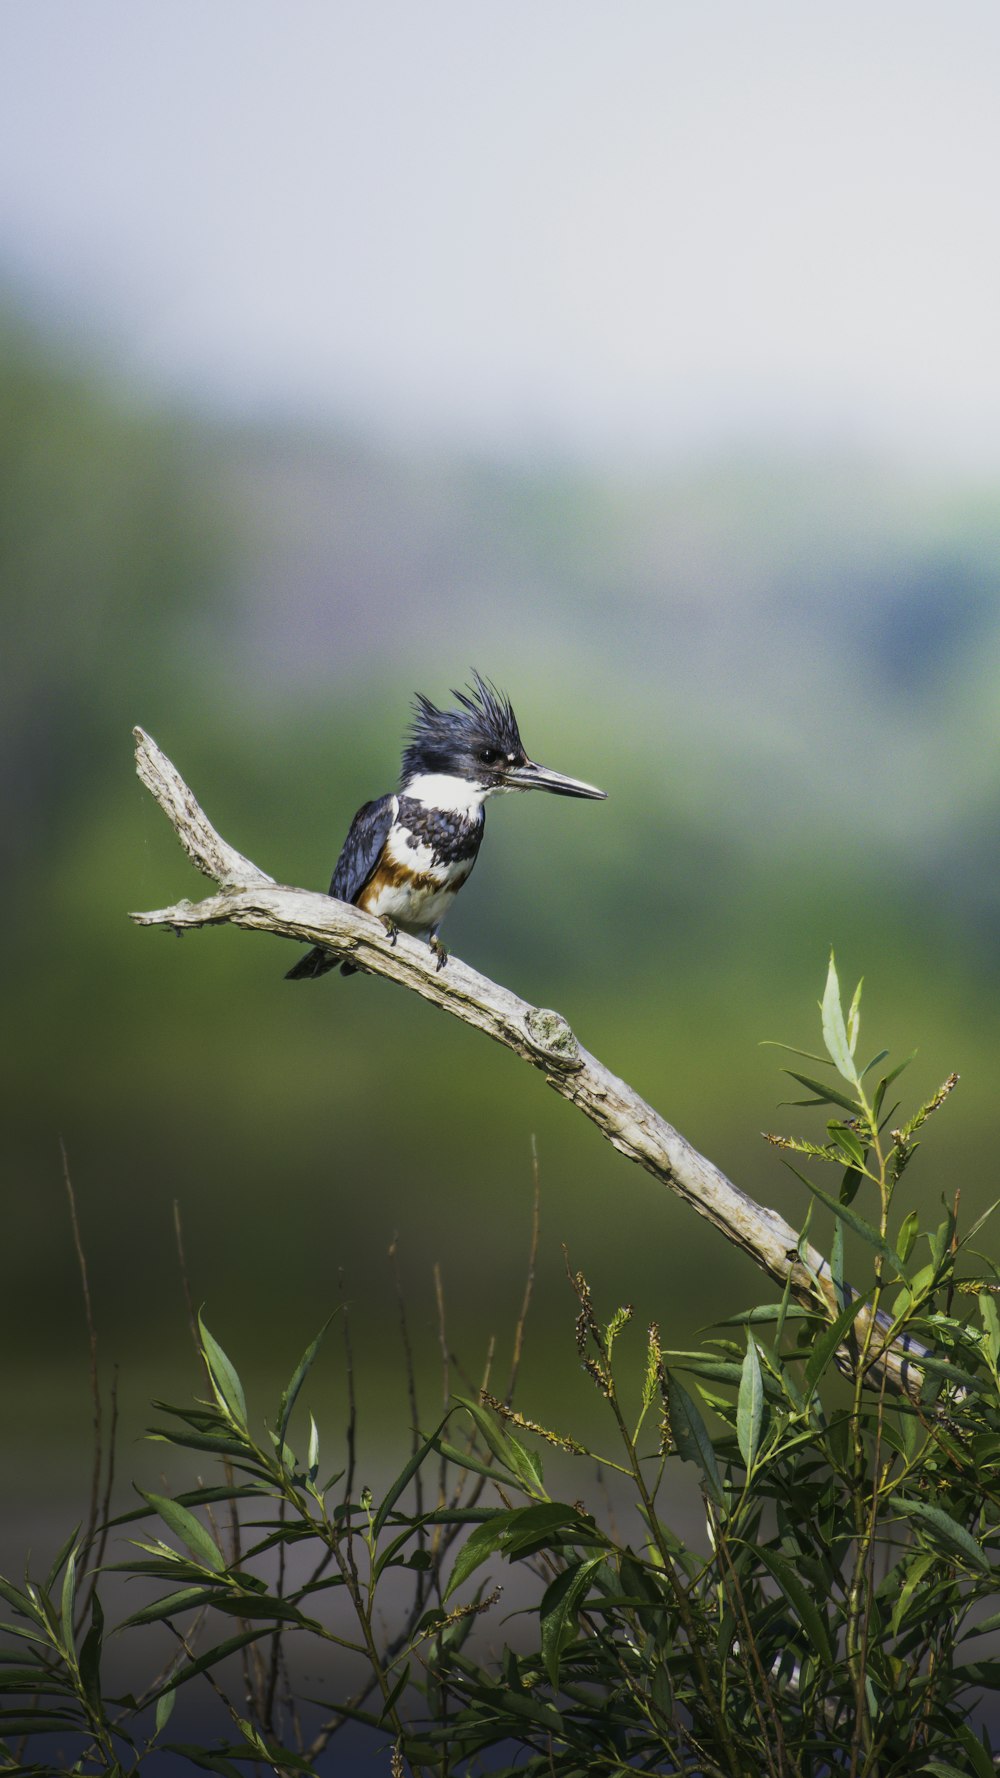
[
  {"left": 330, "top": 794, "right": 396, "bottom": 904},
  {"left": 285, "top": 794, "right": 396, "bottom": 981}
]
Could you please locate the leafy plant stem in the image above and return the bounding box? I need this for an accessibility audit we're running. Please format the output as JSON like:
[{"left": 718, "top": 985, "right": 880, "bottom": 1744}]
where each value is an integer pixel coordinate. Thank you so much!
[{"left": 598, "top": 1355, "right": 747, "bottom": 1774}]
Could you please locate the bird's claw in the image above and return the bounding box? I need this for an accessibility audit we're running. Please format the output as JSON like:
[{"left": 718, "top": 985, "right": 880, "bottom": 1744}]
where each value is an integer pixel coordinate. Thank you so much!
[
  {"left": 429, "top": 935, "right": 449, "bottom": 972},
  {"left": 379, "top": 917, "right": 400, "bottom": 947}
]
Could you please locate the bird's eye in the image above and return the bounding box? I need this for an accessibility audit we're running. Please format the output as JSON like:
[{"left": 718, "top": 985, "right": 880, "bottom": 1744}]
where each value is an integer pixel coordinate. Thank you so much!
[{"left": 478, "top": 747, "right": 500, "bottom": 766}]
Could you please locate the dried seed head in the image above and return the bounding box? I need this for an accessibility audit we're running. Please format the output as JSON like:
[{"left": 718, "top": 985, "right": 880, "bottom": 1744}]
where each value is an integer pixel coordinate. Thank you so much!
[
  {"left": 658, "top": 1378, "right": 673, "bottom": 1455},
  {"left": 928, "top": 1072, "right": 960, "bottom": 1114},
  {"left": 479, "top": 1390, "right": 588, "bottom": 1454},
  {"left": 584, "top": 1355, "right": 613, "bottom": 1398}
]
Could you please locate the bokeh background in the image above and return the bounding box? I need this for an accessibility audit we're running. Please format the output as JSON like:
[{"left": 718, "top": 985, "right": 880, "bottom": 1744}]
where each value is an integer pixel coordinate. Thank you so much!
[{"left": 5, "top": 0, "right": 1000, "bottom": 1526}]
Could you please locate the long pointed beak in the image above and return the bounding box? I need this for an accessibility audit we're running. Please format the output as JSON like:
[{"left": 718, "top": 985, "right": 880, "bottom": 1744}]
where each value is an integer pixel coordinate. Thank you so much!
[{"left": 501, "top": 760, "right": 607, "bottom": 799}]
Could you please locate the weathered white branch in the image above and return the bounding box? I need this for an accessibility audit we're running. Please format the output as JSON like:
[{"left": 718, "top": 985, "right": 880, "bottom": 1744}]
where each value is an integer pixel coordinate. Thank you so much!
[
  {"left": 134, "top": 726, "right": 274, "bottom": 891},
  {"left": 131, "top": 727, "right": 925, "bottom": 1393}
]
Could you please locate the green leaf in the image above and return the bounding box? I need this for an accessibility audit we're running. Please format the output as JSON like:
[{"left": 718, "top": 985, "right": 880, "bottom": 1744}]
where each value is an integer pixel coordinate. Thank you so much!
[
  {"left": 783, "top": 1070, "right": 861, "bottom": 1115},
  {"left": 755, "top": 1545, "right": 834, "bottom": 1665},
  {"left": 44, "top": 1527, "right": 81, "bottom": 1602},
  {"left": 154, "top": 1686, "right": 177, "bottom": 1737},
  {"left": 146, "top": 1428, "right": 260, "bottom": 1462},
  {"left": 444, "top": 1513, "right": 518, "bottom": 1602},
  {"left": 761, "top": 1039, "right": 832, "bottom": 1065},
  {"left": 376, "top": 1661, "right": 410, "bottom": 1727},
  {"left": 838, "top": 1164, "right": 863, "bottom": 1207},
  {"left": 539, "top": 1556, "right": 604, "bottom": 1688},
  {"left": 197, "top": 1316, "right": 248, "bottom": 1430},
  {"left": 960, "top": 1194, "right": 1000, "bottom": 1250},
  {"left": 503, "top": 1503, "right": 600, "bottom": 1559},
  {"left": 0, "top": 1711, "right": 86, "bottom": 1733},
  {"left": 860, "top": 1047, "right": 889, "bottom": 1080},
  {"left": 775, "top": 1263, "right": 796, "bottom": 1352},
  {"left": 736, "top": 1336, "right": 764, "bottom": 1472},
  {"left": 831, "top": 1218, "right": 845, "bottom": 1303},
  {"left": 981, "top": 1293, "right": 1000, "bottom": 1375},
  {"left": 827, "top": 1122, "right": 866, "bottom": 1170},
  {"left": 78, "top": 1592, "right": 104, "bottom": 1715},
  {"left": 455, "top": 1397, "right": 544, "bottom": 1495},
  {"left": 160, "top": 1743, "right": 244, "bottom": 1778},
  {"left": 822, "top": 953, "right": 857, "bottom": 1083},
  {"left": 120, "top": 1586, "right": 221, "bottom": 1628},
  {"left": 0, "top": 1619, "right": 49, "bottom": 1647},
  {"left": 890, "top": 1551, "right": 935, "bottom": 1637},
  {"left": 148, "top": 1628, "right": 273, "bottom": 1701},
  {"left": 277, "top": 1317, "right": 334, "bottom": 1446},
  {"left": 873, "top": 1052, "right": 915, "bottom": 1118},
  {"left": 444, "top": 1505, "right": 594, "bottom": 1603},
  {"left": 138, "top": 1491, "right": 226, "bottom": 1574},
  {"left": 59, "top": 1546, "right": 77, "bottom": 1655},
  {"left": 715, "top": 1303, "right": 811, "bottom": 1327},
  {"left": 846, "top": 975, "right": 863, "bottom": 1057},
  {"left": 372, "top": 1416, "right": 448, "bottom": 1540},
  {"left": 432, "top": 1439, "right": 516, "bottom": 1486},
  {"left": 797, "top": 1170, "right": 906, "bottom": 1275},
  {"left": 889, "top": 1495, "right": 990, "bottom": 1574},
  {"left": 667, "top": 1374, "right": 722, "bottom": 1503},
  {"left": 804, "top": 1295, "right": 867, "bottom": 1397},
  {"left": 953, "top": 1723, "right": 995, "bottom": 1778},
  {"left": 897, "top": 1210, "right": 920, "bottom": 1266},
  {"left": 213, "top": 1595, "right": 315, "bottom": 1626}
]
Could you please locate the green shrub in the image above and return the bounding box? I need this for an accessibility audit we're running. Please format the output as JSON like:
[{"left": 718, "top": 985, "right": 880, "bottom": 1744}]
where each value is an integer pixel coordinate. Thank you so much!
[{"left": 3, "top": 962, "right": 999, "bottom": 1775}]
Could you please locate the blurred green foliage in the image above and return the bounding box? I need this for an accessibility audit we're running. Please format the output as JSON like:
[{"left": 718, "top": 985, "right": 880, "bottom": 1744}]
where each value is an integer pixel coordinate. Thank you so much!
[{"left": 5, "top": 303, "right": 1000, "bottom": 1493}]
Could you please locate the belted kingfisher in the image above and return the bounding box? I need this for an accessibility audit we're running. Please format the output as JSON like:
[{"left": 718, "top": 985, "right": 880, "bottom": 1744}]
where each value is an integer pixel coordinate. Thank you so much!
[{"left": 286, "top": 672, "right": 606, "bottom": 980}]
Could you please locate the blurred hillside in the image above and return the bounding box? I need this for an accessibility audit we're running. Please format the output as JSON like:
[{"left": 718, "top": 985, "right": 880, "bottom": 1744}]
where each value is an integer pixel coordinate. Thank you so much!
[{"left": 5, "top": 306, "right": 1000, "bottom": 1486}]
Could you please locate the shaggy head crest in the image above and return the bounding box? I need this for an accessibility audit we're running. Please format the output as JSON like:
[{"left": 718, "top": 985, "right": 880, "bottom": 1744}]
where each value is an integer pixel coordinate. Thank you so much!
[{"left": 401, "top": 671, "right": 525, "bottom": 784}]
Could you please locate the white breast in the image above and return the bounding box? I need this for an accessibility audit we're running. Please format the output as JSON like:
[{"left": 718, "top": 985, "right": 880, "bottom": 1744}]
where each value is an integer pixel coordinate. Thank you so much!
[
  {"left": 364, "top": 873, "right": 462, "bottom": 936},
  {"left": 404, "top": 773, "right": 488, "bottom": 813}
]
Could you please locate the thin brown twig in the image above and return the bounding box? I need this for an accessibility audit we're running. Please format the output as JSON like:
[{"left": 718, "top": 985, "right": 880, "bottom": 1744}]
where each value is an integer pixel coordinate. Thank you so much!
[
  {"left": 708, "top": 1500, "right": 784, "bottom": 1778},
  {"left": 945, "top": 1186, "right": 961, "bottom": 1318},
  {"left": 391, "top": 1237, "right": 424, "bottom": 1522},
  {"left": 264, "top": 1495, "right": 289, "bottom": 1734},
  {"left": 504, "top": 1135, "right": 541, "bottom": 1406},
  {"left": 78, "top": 1366, "right": 120, "bottom": 1630},
  {"left": 391, "top": 1238, "right": 434, "bottom": 1637},
  {"left": 433, "top": 1262, "right": 450, "bottom": 1514},
  {"left": 306, "top": 1192, "right": 532, "bottom": 1764},
  {"left": 341, "top": 1270, "right": 357, "bottom": 1507},
  {"left": 61, "top": 1145, "right": 102, "bottom": 1608},
  {"left": 163, "top": 1617, "right": 252, "bottom": 1741},
  {"left": 172, "top": 1197, "right": 199, "bottom": 1348},
  {"left": 60, "top": 1147, "right": 120, "bottom": 1641},
  {"left": 305, "top": 1275, "right": 356, "bottom": 1599}
]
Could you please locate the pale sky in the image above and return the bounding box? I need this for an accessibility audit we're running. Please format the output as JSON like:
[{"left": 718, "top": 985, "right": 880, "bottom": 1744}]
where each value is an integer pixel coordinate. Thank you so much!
[{"left": 2, "top": 1, "right": 999, "bottom": 466}]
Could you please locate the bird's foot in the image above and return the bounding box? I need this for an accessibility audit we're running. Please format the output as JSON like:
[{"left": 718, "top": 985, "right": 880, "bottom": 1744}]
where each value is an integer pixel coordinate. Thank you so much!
[
  {"left": 429, "top": 935, "right": 449, "bottom": 972},
  {"left": 379, "top": 917, "right": 400, "bottom": 947}
]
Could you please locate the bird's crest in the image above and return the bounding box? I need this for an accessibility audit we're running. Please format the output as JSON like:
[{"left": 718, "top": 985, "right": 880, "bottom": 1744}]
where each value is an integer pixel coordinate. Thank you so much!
[{"left": 401, "top": 671, "right": 524, "bottom": 780}]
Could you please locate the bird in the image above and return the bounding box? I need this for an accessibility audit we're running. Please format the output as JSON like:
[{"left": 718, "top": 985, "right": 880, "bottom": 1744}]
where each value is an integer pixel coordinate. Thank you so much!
[{"left": 285, "top": 672, "right": 607, "bottom": 980}]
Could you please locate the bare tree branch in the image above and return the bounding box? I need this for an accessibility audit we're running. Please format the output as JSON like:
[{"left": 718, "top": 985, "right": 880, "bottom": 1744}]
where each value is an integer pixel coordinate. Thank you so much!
[{"left": 130, "top": 726, "right": 924, "bottom": 1393}]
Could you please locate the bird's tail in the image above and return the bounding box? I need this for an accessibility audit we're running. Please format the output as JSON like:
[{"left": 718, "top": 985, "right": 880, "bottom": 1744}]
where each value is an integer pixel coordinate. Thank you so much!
[{"left": 286, "top": 947, "right": 336, "bottom": 981}]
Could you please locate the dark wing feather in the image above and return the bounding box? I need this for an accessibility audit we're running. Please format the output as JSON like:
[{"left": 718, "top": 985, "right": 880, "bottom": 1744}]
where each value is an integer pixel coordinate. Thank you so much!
[
  {"left": 285, "top": 796, "right": 396, "bottom": 982},
  {"left": 330, "top": 795, "right": 396, "bottom": 902}
]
